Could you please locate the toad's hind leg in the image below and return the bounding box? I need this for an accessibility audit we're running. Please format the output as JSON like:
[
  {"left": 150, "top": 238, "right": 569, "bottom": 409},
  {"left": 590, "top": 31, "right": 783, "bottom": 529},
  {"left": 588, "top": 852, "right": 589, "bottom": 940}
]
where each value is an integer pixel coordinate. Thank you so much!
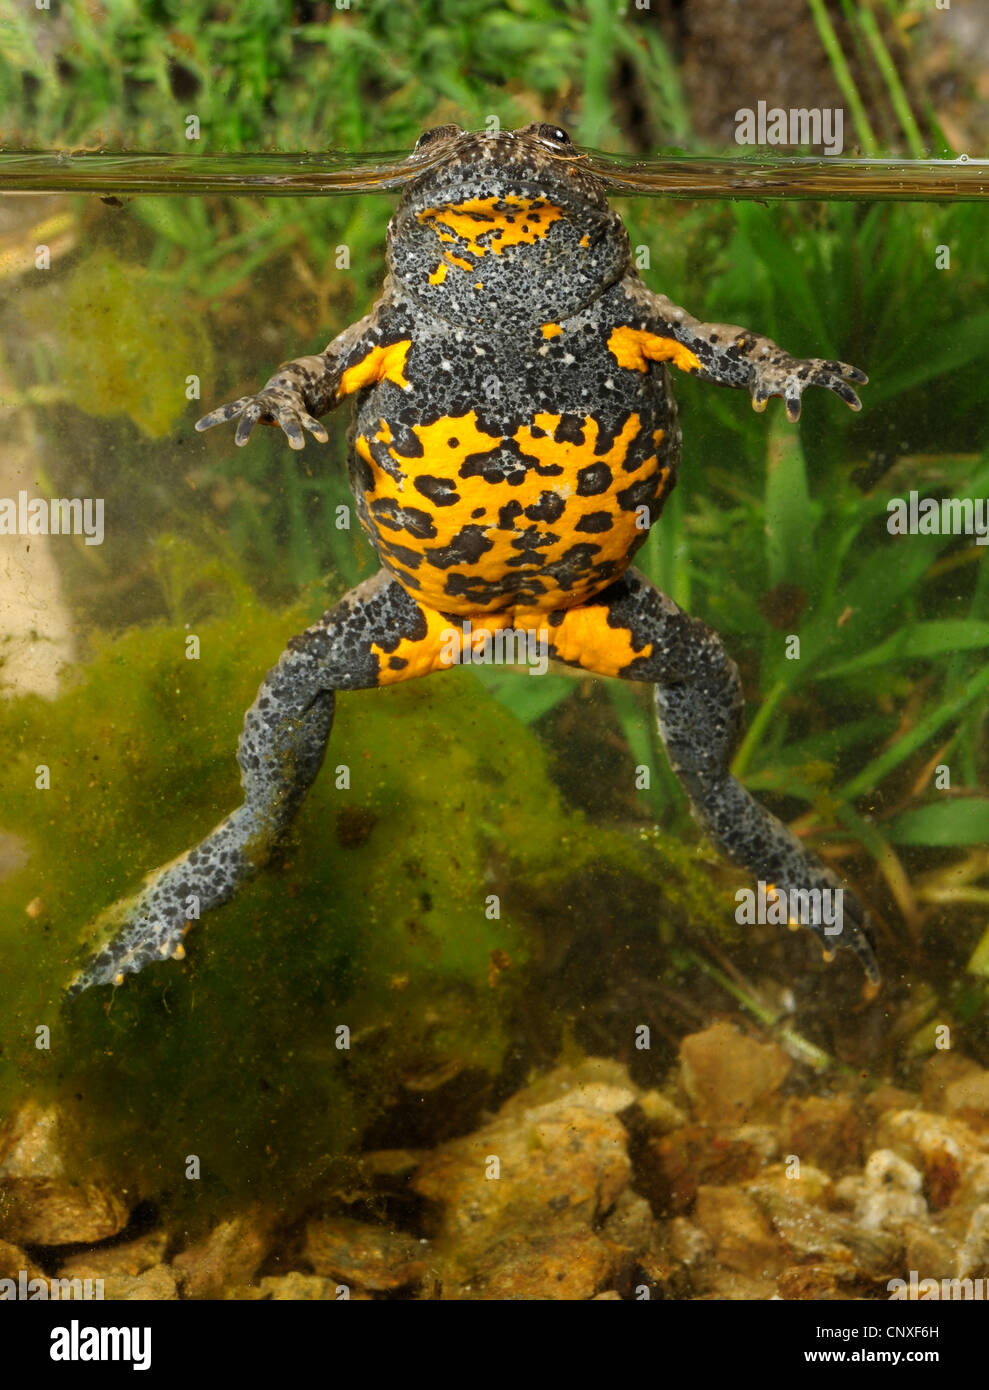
[
  {"left": 542, "top": 568, "right": 879, "bottom": 982},
  {"left": 66, "top": 571, "right": 450, "bottom": 997}
]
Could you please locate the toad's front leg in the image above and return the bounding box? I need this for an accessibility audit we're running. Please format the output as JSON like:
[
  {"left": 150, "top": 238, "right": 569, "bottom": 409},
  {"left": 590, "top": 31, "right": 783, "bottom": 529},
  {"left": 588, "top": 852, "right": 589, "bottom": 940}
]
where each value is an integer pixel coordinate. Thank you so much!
[{"left": 616, "top": 276, "right": 867, "bottom": 422}]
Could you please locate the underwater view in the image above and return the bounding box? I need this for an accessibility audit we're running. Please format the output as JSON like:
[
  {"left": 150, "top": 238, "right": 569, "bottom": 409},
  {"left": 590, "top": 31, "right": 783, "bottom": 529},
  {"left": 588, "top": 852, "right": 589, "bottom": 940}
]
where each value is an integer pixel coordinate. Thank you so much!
[{"left": 0, "top": 0, "right": 988, "bottom": 1332}]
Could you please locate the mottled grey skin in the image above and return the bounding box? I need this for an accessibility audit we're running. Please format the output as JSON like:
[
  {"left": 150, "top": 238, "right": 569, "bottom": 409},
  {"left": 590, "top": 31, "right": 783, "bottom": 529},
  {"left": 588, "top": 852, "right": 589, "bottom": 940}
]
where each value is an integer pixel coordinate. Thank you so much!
[
  {"left": 67, "top": 571, "right": 427, "bottom": 993},
  {"left": 595, "top": 569, "right": 875, "bottom": 965},
  {"left": 66, "top": 123, "right": 875, "bottom": 996}
]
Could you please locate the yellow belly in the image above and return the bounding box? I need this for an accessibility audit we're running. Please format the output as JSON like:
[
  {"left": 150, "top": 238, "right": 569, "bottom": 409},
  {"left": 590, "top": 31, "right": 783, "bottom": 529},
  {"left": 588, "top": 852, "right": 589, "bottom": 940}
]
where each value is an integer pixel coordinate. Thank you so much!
[{"left": 355, "top": 408, "right": 669, "bottom": 616}]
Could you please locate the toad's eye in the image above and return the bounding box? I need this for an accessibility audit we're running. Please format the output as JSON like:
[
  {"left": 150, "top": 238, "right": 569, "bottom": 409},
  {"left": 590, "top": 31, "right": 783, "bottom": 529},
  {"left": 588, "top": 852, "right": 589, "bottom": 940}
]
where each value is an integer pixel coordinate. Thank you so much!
[
  {"left": 533, "top": 124, "right": 573, "bottom": 149},
  {"left": 413, "top": 124, "right": 463, "bottom": 153}
]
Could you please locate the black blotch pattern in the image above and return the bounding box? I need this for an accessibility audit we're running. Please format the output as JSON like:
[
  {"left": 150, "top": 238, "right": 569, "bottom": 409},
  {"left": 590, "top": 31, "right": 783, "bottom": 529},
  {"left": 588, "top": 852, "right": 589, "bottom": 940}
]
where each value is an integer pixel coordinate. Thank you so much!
[
  {"left": 370, "top": 498, "right": 437, "bottom": 539},
  {"left": 425, "top": 525, "right": 493, "bottom": 569},
  {"left": 414, "top": 474, "right": 461, "bottom": 506},
  {"left": 381, "top": 541, "right": 425, "bottom": 570},
  {"left": 460, "top": 447, "right": 527, "bottom": 487},
  {"left": 576, "top": 462, "right": 613, "bottom": 496},
  {"left": 617, "top": 472, "right": 662, "bottom": 512},
  {"left": 576, "top": 511, "right": 614, "bottom": 533},
  {"left": 555, "top": 414, "right": 586, "bottom": 445},
  {"left": 524, "top": 491, "right": 565, "bottom": 523}
]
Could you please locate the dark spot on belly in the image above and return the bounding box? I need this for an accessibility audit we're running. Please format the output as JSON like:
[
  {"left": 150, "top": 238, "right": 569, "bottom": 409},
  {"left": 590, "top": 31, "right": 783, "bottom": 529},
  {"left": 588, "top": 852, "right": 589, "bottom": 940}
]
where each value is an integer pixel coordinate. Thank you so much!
[
  {"left": 414, "top": 474, "right": 461, "bottom": 506},
  {"left": 460, "top": 446, "right": 527, "bottom": 487},
  {"left": 554, "top": 414, "right": 587, "bottom": 446},
  {"left": 369, "top": 498, "right": 437, "bottom": 539},
  {"left": 541, "top": 542, "right": 602, "bottom": 588},
  {"left": 617, "top": 472, "right": 663, "bottom": 511},
  {"left": 524, "top": 491, "right": 565, "bottom": 523},
  {"left": 425, "top": 525, "right": 493, "bottom": 568},
  {"left": 576, "top": 462, "right": 613, "bottom": 496},
  {"left": 575, "top": 511, "right": 614, "bottom": 533},
  {"left": 621, "top": 452, "right": 647, "bottom": 473},
  {"left": 378, "top": 418, "right": 422, "bottom": 458},
  {"left": 506, "top": 529, "right": 560, "bottom": 564},
  {"left": 380, "top": 541, "right": 425, "bottom": 569},
  {"left": 498, "top": 500, "right": 524, "bottom": 528},
  {"left": 444, "top": 570, "right": 548, "bottom": 603}
]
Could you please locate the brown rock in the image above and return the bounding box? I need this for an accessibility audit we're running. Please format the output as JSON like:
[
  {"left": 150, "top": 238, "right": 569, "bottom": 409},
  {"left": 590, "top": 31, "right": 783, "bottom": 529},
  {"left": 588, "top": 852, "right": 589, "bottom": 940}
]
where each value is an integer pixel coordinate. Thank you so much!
[
  {"left": 413, "top": 1065, "right": 633, "bottom": 1253},
  {"left": 866, "top": 1084, "right": 920, "bottom": 1117},
  {"left": 58, "top": 1229, "right": 169, "bottom": 1279},
  {"left": 644, "top": 1123, "right": 774, "bottom": 1213},
  {"left": 679, "top": 1022, "right": 791, "bottom": 1125},
  {"left": 98, "top": 1265, "right": 178, "bottom": 1300},
  {"left": 669, "top": 1216, "right": 713, "bottom": 1267},
  {"left": 599, "top": 1190, "right": 655, "bottom": 1253},
  {"left": 450, "top": 1230, "right": 619, "bottom": 1301},
  {"left": 776, "top": 1263, "right": 867, "bottom": 1300},
  {"left": 637, "top": 1090, "right": 687, "bottom": 1134},
  {"left": 172, "top": 1208, "right": 275, "bottom": 1299},
  {"left": 303, "top": 1217, "right": 424, "bottom": 1292},
  {"left": 409, "top": 1062, "right": 637, "bottom": 1298},
  {"left": 921, "top": 1051, "right": 984, "bottom": 1113},
  {"left": 902, "top": 1222, "right": 958, "bottom": 1282},
  {"left": 259, "top": 1273, "right": 348, "bottom": 1300},
  {"left": 782, "top": 1094, "right": 864, "bottom": 1173},
  {"left": 876, "top": 1110, "right": 989, "bottom": 1212},
  {"left": 958, "top": 1204, "right": 989, "bottom": 1280},
  {"left": 696, "top": 1268, "right": 780, "bottom": 1300},
  {"left": 943, "top": 1073, "right": 989, "bottom": 1134},
  {"left": 0, "top": 1101, "right": 130, "bottom": 1245},
  {"left": 0, "top": 1238, "right": 46, "bottom": 1283},
  {"left": 747, "top": 1161, "right": 834, "bottom": 1209},
  {"left": 692, "top": 1185, "right": 784, "bottom": 1277}
]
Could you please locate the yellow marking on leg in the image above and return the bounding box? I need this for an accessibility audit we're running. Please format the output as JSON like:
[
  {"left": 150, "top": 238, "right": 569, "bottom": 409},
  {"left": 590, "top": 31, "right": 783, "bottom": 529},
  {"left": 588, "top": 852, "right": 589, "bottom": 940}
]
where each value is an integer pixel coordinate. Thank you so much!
[
  {"left": 370, "top": 604, "right": 456, "bottom": 685},
  {"left": 428, "top": 263, "right": 448, "bottom": 285},
  {"left": 337, "top": 340, "right": 412, "bottom": 397},
  {"left": 608, "top": 325, "right": 702, "bottom": 376},
  {"left": 541, "top": 601, "right": 653, "bottom": 678},
  {"left": 370, "top": 607, "right": 535, "bottom": 686},
  {"left": 541, "top": 323, "right": 563, "bottom": 339}
]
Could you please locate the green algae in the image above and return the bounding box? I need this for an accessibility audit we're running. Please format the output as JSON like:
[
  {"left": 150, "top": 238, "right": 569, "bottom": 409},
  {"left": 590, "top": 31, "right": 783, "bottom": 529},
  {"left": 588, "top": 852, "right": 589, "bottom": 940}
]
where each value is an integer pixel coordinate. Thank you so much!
[
  {"left": 0, "top": 550, "right": 718, "bottom": 1220},
  {"left": 23, "top": 250, "right": 212, "bottom": 439}
]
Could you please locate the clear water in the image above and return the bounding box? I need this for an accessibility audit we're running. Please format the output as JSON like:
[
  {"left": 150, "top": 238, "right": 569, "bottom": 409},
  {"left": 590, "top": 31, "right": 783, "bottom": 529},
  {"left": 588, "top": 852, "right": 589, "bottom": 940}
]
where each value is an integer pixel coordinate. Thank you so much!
[{"left": 1, "top": 159, "right": 987, "bottom": 1292}]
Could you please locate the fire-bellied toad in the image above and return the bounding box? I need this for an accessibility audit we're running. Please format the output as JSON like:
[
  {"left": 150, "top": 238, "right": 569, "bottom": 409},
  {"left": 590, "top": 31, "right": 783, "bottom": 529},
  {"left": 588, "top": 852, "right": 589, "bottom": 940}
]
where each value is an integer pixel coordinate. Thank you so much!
[{"left": 68, "top": 122, "right": 876, "bottom": 995}]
